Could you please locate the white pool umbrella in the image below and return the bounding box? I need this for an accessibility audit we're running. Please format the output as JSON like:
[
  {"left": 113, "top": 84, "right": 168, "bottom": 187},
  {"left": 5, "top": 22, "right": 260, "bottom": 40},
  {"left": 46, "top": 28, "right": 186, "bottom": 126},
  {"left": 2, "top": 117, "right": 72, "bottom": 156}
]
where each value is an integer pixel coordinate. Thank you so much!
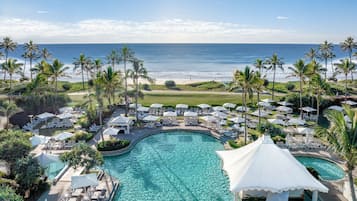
[
  {"left": 251, "top": 110, "right": 268, "bottom": 117},
  {"left": 176, "top": 104, "right": 188, "bottom": 109},
  {"left": 287, "top": 118, "right": 306, "bottom": 126},
  {"left": 229, "top": 117, "right": 245, "bottom": 124},
  {"left": 300, "top": 107, "right": 317, "bottom": 113},
  {"left": 211, "top": 111, "right": 227, "bottom": 119},
  {"left": 213, "top": 106, "right": 227, "bottom": 112},
  {"left": 197, "top": 104, "right": 211, "bottom": 109},
  {"left": 327, "top": 105, "right": 344, "bottom": 112},
  {"left": 258, "top": 102, "right": 272, "bottom": 108},
  {"left": 277, "top": 101, "right": 293, "bottom": 106},
  {"left": 143, "top": 115, "right": 159, "bottom": 122},
  {"left": 103, "top": 127, "right": 120, "bottom": 136},
  {"left": 200, "top": 116, "right": 217, "bottom": 122},
  {"left": 163, "top": 111, "right": 177, "bottom": 117},
  {"left": 184, "top": 111, "right": 198, "bottom": 117},
  {"left": 276, "top": 106, "right": 293, "bottom": 113},
  {"left": 223, "top": 103, "right": 236, "bottom": 109},
  {"left": 236, "top": 106, "right": 250, "bottom": 112},
  {"left": 267, "top": 118, "right": 286, "bottom": 126}
]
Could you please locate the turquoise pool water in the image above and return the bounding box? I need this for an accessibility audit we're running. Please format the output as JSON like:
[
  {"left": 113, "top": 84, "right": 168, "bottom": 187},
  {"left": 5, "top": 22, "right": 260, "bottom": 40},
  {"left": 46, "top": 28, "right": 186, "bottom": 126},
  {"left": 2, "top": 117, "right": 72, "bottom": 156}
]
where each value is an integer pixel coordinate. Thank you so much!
[
  {"left": 104, "top": 131, "right": 232, "bottom": 201},
  {"left": 296, "top": 156, "right": 345, "bottom": 180},
  {"left": 46, "top": 161, "right": 65, "bottom": 180}
]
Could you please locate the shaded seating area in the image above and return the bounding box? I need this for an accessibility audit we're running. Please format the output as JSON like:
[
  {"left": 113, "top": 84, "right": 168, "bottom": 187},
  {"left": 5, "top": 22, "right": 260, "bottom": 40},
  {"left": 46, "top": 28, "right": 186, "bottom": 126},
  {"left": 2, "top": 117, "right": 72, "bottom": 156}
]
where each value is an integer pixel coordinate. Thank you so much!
[
  {"left": 162, "top": 111, "right": 178, "bottom": 126},
  {"left": 184, "top": 111, "right": 198, "bottom": 126},
  {"left": 176, "top": 104, "right": 189, "bottom": 116},
  {"left": 108, "top": 116, "right": 131, "bottom": 134},
  {"left": 143, "top": 115, "right": 160, "bottom": 128},
  {"left": 149, "top": 103, "right": 164, "bottom": 116}
]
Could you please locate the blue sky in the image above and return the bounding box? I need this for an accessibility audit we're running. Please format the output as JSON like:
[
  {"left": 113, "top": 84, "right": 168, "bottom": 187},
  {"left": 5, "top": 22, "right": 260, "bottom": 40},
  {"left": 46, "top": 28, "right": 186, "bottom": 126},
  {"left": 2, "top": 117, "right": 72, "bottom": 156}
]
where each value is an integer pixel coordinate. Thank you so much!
[{"left": 0, "top": 0, "right": 356, "bottom": 43}]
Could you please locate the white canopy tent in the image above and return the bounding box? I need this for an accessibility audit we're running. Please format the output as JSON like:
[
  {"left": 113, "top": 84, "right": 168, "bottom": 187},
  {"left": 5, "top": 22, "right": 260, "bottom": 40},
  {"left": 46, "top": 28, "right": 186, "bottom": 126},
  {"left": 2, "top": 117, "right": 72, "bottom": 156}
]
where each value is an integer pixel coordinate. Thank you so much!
[
  {"left": 197, "top": 104, "right": 211, "bottom": 109},
  {"left": 150, "top": 103, "right": 163, "bottom": 108},
  {"left": 200, "top": 115, "right": 218, "bottom": 128},
  {"left": 184, "top": 111, "right": 198, "bottom": 126},
  {"left": 71, "top": 173, "right": 99, "bottom": 190},
  {"left": 35, "top": 152, "right": 61, "bottom": 168},
  {"left": 223, "top": 103, "right": 236, "bottom": 109},
  {"left": 163, "top": 111, "right": 177, "bottom": 125},
  {"left": 150, "top": 103, "right": 164, "bottom": 115},
  {"left": 103, "top": 127, "right": 120, "bottom": 136},
  {"left": 176, "top": 104, "right": 189, "bottom": 115},
  {"left": 108, "top": 116, "right": 131, "bottom": 134},
  {"left": 213, "top": 106, "right": 228, "bottom": 112},
  {"left": 143, "top": 115, "right": 159, "bottom": 122},
  {"left": 53, "top": 132, "right": 74, "bottom": 141},
  {"left": 30, "top": 135, "right": 50, "bottom": 147},
  {"left": 216, "top": 135, "right": 328, "bottom": 201}
]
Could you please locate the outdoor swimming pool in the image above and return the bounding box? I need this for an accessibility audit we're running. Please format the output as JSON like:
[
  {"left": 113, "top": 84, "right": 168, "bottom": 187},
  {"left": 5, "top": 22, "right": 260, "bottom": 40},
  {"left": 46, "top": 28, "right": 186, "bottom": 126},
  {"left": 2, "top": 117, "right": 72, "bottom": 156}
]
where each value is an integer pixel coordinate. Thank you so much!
[
  {"left": 46, "top": 161, "right": 65, "bottom": 180},
  {"left": 295, "top": 156, "right": 345, "bottom": 180},
  {"left": 104, "top": 131, "right": 232, "bottom": 201}
]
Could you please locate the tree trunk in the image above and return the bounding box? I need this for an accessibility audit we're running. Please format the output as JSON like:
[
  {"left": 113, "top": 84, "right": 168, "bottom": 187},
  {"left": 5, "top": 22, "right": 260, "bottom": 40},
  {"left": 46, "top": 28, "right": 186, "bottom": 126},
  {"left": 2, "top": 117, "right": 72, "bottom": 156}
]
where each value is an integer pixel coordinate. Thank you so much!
[
  {"left": 124, "top": 59, "right": 128, "bottom": 116},
  {"left": 299, "top": 77, "right": 303, "bottom": 119},
  {"left": 316, "top": 93, "right": 319, "bottom": 124},
  {"left": 257, "top": 92, "right": 261, "bottom": 125},
  {"left": 135, "top": 78, "right": 139, "bottom": 121},
  {"left": 324, "top": 59, "right": 328, "bottom": 80},
  {"left": 243, "top": 89, "right": 247, "bottom": 145},
  {"left": 272, "top": 66, "right": 276, "bottom": 100},
  {"left": 81, "top": 65, "right": 85, "bottom": 90},
  {"left": 9, "top": 74, "right": 12, "bottom": 89},
  {"left": 30, "top": 59, "right": 33, "bottom": 81},
  {"left": 346, "top": 74, "right": 348, "bottom": 100},
  {"left": 350, "top": 53, "right": 354, "bottom": 83},
  {"left": 23, "top": 58, "right": 27, "bottom": 75},
  {"left": 348, "top": 169, "right": 357, "bottom": 201},
  {"left": 55, "top": 77, "right": 58, "bottom": 107}
]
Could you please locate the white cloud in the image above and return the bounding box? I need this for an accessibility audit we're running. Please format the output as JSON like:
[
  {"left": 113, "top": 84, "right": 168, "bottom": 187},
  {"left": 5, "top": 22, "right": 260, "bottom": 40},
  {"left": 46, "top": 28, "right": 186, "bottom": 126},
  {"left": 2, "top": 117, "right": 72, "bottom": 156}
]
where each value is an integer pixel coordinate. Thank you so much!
[
  {"left": 276, "top": 16, "right": 289, "bottom": 20},
  {"left": 0, "top": 17, "right": 338, "bottom": 43},
  {"left": 36, "top": 10, "right": 49, "bottom": 14}
]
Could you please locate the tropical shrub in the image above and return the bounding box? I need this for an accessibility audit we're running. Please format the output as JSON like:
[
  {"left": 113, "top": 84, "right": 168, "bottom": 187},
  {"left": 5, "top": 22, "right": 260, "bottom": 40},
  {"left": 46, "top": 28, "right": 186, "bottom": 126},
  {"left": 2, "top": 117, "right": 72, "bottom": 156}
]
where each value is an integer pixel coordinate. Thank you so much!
[
  {"left": 0, "top": 130, "right": 31, "bottom": 166},
  {"left": 286, "top": 83, "right": 295, "bottom": 91},
  {"left": 97, "top": 139, "right": 130, "bottom": 151},
  {"left": 0, "top": 185, "right": 23, "bottom": 201},
  {"left": 227, "top": 139, "right": 245, "bottom": 149},
  {"left": 62, "top": 83, "right": 71, "bottom": 91},
  {"left": 72, "top": 131, "right": 94, "bottom": 142},
  {"left": 13, "top": 156, "right": 42, "bottom": 194},
  {"left": 142, "top": 83, "right": 151, "bottom": 91},
  {"left": 165, "top": 80, "right": 176, "bottom": 88}
]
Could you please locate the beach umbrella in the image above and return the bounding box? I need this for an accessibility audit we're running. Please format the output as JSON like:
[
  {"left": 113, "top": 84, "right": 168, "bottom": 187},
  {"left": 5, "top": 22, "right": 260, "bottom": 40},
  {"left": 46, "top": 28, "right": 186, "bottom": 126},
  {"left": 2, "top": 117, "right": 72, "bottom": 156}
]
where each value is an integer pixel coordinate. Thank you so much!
[
  {"left": 236, "top": 106, "right": 250, "bottom": 112},
  {"left": 250, "top": 110, "right": 268, "bottom": 117},
  {"left": 30, "top": 135, "right": 50, "bottom": 147},
  {"left": 184, "top": 111, "right": 198, "bottom": 117},
  {"left": 129, "top": 103, "right": 142, "bottom": 109},
  {"left": 53, "top": 132, "right": 73, "bottom": 141},
  {"left": 213, "top": 106, "right": 227, "bottom": 112},
  {"left": 103, "top": 127, "right": 120, "bottom": 136},
  {"left": 176, "top": 104, "right": 188, "bottom": 109},
  {"left": 223, "top": 103, "right": 236, "bottom": 109},
  {"left": 137, "top": 107, "right": 150, "bottom": 112},
  {"left": 197, "top": 104, "right": 211, "bottom": 109},
  {"left": 143, "top": 115, "right": 159, "bottom": 122},
  {"left": 287, "top": 118, "right": 306, "bottom": 126},
  {"left": 277, "top": 101, "right": 293, "bottom": 106},
  {"left": 267, "top": 118, "right": 286, "bottom": 126},
  {"left": 229, "top": 117, "right": 245, "bottom": 124},
  {"left": 327, "top": 105, "right": 344, "bottom": 112},
  {"left": 35, "top": 152, "right": 60, "bottom": 168},
  {"left": 300, "top": 107, "right": 317, "bottom": 113},
  {"left": 163, "top": 111, "right": 177, "bottom": 117},
  {"left": 211, "top": 111, "right": 227, "bottom": 119},
  {"left": 341, "top": 100, "right": 357, "bottom": 106},
  {"left": 276, "top": 106, "right": 293, "bottom": 113},
  {"left": 261, "top": 98, "right": 275, "bottom": 103},
  {"left": 296, "top": 127, "right": 314, "bottom": 135},
  {"left": 258, "top": 102, "right": 271, "bottom": 108},
  {"left": 150, "top": 103, "right": 163, "bottom": 108}
]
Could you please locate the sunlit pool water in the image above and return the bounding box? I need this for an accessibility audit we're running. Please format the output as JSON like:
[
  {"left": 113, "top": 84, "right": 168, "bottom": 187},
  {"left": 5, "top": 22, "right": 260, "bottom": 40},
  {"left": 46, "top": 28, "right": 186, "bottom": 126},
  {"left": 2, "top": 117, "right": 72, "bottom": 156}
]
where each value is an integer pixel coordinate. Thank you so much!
[
  {"left": 104, "top": 131, "right": 233, "bottom": 201},
  {"left": 46, "top": 161, "right": 65, "bottom": 180},
  {"left": 295, "top": 156, "right": 345, "bottom": 180}
]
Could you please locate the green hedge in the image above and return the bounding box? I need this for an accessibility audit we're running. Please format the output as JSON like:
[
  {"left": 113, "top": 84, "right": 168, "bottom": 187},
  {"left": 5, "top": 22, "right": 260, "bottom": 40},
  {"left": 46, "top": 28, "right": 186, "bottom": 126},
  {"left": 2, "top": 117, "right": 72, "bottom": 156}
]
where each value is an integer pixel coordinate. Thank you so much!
[{"left": 97, "top": 139, "right": 130, "bottom": 151}]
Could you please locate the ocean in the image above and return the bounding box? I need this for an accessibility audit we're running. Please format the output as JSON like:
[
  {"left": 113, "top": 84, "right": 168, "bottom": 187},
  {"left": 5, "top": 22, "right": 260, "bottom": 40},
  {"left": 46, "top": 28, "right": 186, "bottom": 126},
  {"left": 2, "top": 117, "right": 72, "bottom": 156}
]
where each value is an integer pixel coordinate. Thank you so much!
[{"left": 6, "top": 43, "right": 348, "bottom": 83}]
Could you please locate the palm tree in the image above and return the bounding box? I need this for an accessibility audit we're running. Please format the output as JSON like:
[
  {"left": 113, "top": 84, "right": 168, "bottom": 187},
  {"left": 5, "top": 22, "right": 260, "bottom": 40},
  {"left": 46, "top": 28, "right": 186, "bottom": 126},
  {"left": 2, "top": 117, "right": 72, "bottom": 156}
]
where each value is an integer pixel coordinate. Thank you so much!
[
  {"left": 106, "top": 49, "right": 120, "bottom": 71},
  {"left": 24, "top": 40, "right": 40, "bottom": 81},
  {"left": 288, "top": 59, "right": 308, "bottom": 118},
  {"left": 311, "top": 74, "right": 329, "bottom": 123},
  {"left": 119, "top": 46, "right": 135, "bottom": 116},
  {"left": 92, "top": 59, "right": 103, "bottom": 74},
  {"left": 0, "top": 100, "right": 20, "bottom": 130},
  {"left": 252, "top": 71, "right": 264, "bottom": 125},
  {"left": 265, "top": 53, "right": 284, "bottom": 100},
  {"left": 127, "top": 59, "right": 154, "bottom": 121},
  {"left": 73, "top": 53, "right": 90, "bottom": 90},
  {"left": 31, "top": 60, "right": 50, "bottom": 75},
  {"left": 306, "top": 60, "right": 324, "bottom": 107},
  {"left": 100, "top": 66, "right": 122, "bottom": 106},
  {"left": 4, "top": 59, "right": 23, "bottom": 89},
  {"left": 0, "top": 37, "right": 17, "bottom": 81},
  {"left": 47, "top": 59, "right": 69, "bottom": 99},
  {"left": 334, "top": 59, "right": 355, "bottom": 99},
  {"left": 21, "top": 52, "right": 29, "bottom": 76},
  {"left": 319, "top": 40, "right": 334, "bottom": 77},
  {"left": 232, "top": 66, "right": 255, "bottom": 144},
  {"left": 305, "top": 48, "right": 319, "bottom": 62},
  {"left": 329, "top": 51, "right": 336, "bottom": 74},
  {"left": 315, "top": 105, "right": 357, "bottom": 201},
  {"left": 41, "top": 48, "right": 52, "bottom": 61},
  {"left": 254, "top": 58, "right": 265, "bottom": 75},
  {"left": 341, "top": 37, "right": 357, "bottom": 81}
]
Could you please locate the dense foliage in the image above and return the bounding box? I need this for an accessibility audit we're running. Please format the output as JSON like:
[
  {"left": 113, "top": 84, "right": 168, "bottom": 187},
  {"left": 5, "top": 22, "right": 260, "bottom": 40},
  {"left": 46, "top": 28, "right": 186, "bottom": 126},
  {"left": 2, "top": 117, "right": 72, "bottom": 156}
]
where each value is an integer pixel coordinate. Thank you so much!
[
  {"left": 0, "top": 185, "right": 23, "bottom": 201},
  {"left": 97, "top": 139, "right": 130, "bottom": 151}
]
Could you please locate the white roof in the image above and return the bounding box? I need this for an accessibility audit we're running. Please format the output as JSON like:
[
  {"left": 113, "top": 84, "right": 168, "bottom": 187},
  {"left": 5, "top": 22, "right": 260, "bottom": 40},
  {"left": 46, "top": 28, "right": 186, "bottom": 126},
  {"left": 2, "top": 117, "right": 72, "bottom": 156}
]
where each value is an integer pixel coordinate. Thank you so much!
[
  {"left": 341, "top": 100, "right": 357, "bottom": 106},
  {"left": 287, "top": 118, "right": 306, "bottom": 126},
  {"left": 109, "top": 116, "right": 131, "bottom": 126},
  {"left": 267, "top": 119, "right": 286, "bottom": 126},
  {"left": 212, "top": 106, "right": 228, "bottom": 112},
  {"left": 276, "top": 106, "right": 293, "bottom": 113},
  {"left": 137, "top": 106, "right": 150, "bottom": 112},
  {"left": 327, "top": 105, "right": 344, "bottom": 112},
  {"left": 223, "top": 103, "right": 236, "bottom": 109},
  {"left": 296, "top": 127, "right": 314, "bottom": 135},
  {"left": 143, "top": 115, "right": 159, "bottom": 122},
  {"left": 262, "top": 98, "right": 276, "bottom": 103},
  {"left": 200, "top": 116, "right": 218, "bottom": 122},
  {"left": 35, "top": 152, "right": 61, "bottom": 168},
  {"left": 150, "top": 103, "right": 163, "bottom": 108},
  {"left": 53, "top": 132, "right": 74, "bottom": 141},
  {"left": 163, "top": 111, "right": 177, "bottom": 117},
  {"left": 71, "top": 173, "right": 98, "bottom": 190},
  {"left": 176, "top": 104, "right": 189, "bottom": 109},
  {"left": 197, "top": 104, "right": 211, "bottom": 109},
  {"left": 300, "top": 107, "right": 317, "bottom": 112},
  {"left": 59, "top": 107, "right": 73, "bottom": 114},
  {"left": 184, "top": 111, "right": 198, "bottom": 117},
  {"left": 129, "top": 103, "right": 142, "bottom": 109},
  {"left": 229, "top": 117, "right": 245, "bottom": 124},
  {"left": 277, "top": 101, "right": 293, "bottom": 106},
  {"left": 216, "top": 135, "right": 328, "bottom": 193},
  {"left": 37, "top": 112, "right": 55, "bottom": 119},
  {"left": 250, "top": 110, "right": 268, "bottom": 117},
  {"left": 236, "top": 106, "right": 250, "bottom": 112},
  {"left": 211, "top": 111, "right": 227, "bottom": 119},
  {"left": 103, "top": 127, "right": 119, "bottom": 136},
  {"left": 57, "top": 113, "right": 73, "bottom": 119},
  {"left": 30, "top": 135, "right": 50, "bottom": 147}
]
